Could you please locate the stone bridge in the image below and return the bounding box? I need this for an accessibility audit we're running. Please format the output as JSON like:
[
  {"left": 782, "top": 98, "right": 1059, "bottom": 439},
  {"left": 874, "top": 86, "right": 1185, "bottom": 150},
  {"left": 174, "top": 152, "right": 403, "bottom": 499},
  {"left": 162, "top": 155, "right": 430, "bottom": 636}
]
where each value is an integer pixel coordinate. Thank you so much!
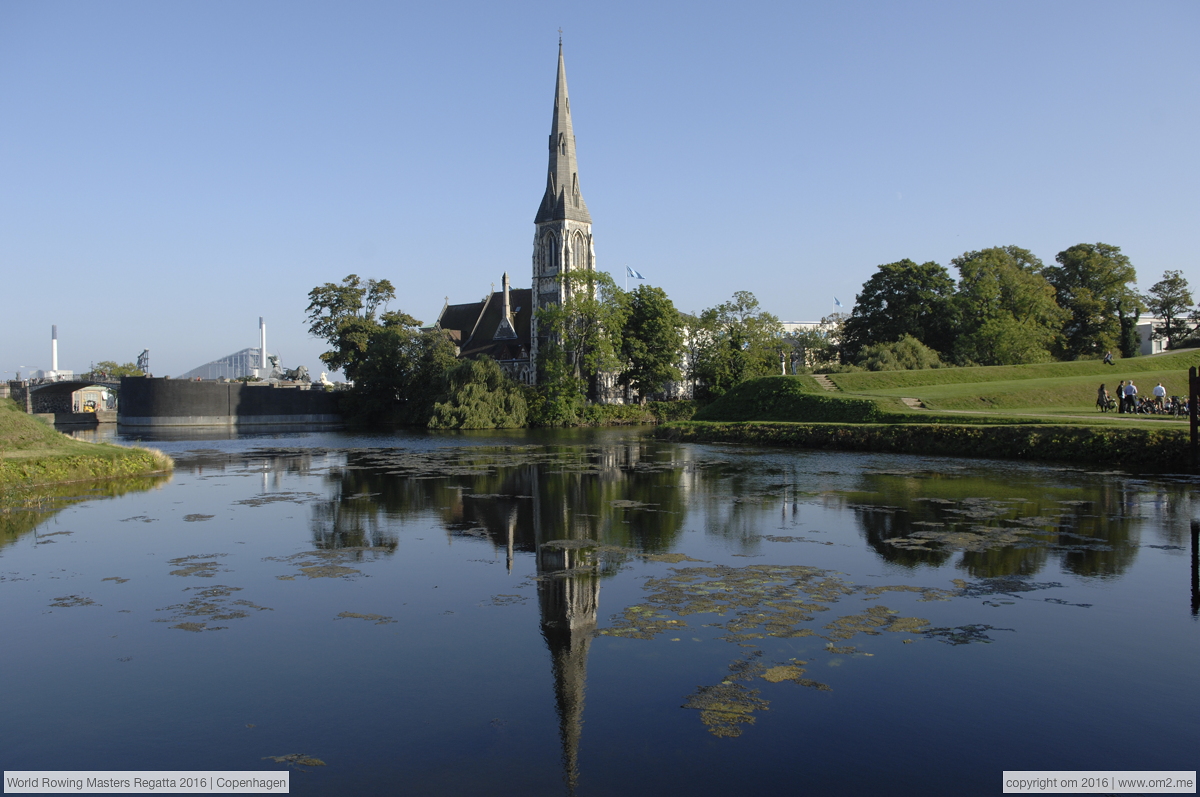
[{"left": 9, "top": 377, "right": 122, "bottom": 414}]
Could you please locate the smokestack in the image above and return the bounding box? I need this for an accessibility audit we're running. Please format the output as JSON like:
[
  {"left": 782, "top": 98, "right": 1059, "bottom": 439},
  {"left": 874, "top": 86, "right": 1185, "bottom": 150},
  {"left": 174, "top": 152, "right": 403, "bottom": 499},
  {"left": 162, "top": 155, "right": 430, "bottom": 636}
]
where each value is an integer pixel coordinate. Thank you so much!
[
  {"left": 502, "top": 272, "right": 511, "bottom": 321},
  {"left": 260, "top": 317, "right": 267, "bottom": 369},
  {"left": 51, "top": 325, "right": 58, "bottom": 372}
]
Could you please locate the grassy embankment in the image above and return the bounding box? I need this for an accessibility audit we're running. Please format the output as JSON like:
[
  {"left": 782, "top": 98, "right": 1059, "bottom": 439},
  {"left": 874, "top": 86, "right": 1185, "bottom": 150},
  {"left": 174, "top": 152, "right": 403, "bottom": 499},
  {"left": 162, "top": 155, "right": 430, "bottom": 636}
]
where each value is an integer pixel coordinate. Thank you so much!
[
  {"left": 656, "top": 351, "right": 1200, "bottom": 468},
  {"left": 0, "top": 398, "right": 173, "bottom": 492}
]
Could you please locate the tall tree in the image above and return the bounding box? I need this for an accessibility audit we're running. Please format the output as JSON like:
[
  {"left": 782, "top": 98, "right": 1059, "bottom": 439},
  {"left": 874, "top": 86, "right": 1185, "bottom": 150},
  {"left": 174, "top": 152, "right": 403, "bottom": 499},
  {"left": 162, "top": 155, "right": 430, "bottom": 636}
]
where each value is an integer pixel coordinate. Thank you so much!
[
  {"left": 1143, "top": 270, "right": 1193, "bottom": 350},
  {"left": 691, "top": 291, "right": 783, "bottom": 400},
  {"left": 535, "top": 269, "right": 626, "bottom": 409},
  {"left": 618, "top": 284, "right": 684, "bottom": 403},
  {"left": 306, "top": 274, "right": 457, "bottom": 422},
  {"left": 951, "top": 246, "right": 1067, "bottom": 365},
  {"left": 1042, "top": 243, "right": 1138, "bottom": 358},
  {"left": 840, "top": 260, "right": 957, "bottom": 361}
]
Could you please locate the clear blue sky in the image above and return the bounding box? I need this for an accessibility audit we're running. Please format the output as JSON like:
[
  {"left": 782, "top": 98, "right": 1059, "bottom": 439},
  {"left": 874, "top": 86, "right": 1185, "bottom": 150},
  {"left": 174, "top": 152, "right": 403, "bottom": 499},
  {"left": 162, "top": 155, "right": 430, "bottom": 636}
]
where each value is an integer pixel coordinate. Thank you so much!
[{"left": 2, "top": 0, "right": 1196, "bottom": 379}]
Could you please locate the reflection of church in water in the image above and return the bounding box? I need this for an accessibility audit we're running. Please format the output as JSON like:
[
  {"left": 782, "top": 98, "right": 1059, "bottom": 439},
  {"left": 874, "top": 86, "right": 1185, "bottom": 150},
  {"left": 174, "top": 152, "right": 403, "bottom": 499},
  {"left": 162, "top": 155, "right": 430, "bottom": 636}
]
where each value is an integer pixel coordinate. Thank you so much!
[{"left": 434, "top": 41, "right": 596, "bottom": 387}]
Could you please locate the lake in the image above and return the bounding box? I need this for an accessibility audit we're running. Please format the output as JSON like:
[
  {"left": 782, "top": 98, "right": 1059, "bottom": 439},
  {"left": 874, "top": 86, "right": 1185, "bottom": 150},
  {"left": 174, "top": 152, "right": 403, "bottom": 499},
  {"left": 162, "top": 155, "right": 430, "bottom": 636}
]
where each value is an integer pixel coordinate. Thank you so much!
[{"left": 3, "top": 427, "right": 1197, "bottom": 795}]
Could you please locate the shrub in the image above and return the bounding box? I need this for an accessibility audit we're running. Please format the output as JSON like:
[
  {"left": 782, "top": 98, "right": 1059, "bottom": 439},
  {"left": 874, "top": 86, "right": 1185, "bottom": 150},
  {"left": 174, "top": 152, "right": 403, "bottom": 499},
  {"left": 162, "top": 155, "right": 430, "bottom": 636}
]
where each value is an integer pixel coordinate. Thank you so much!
[
  {"left": 428, "top": 357, "right": 527, "bottom": 429},
  {"left": 694, "top": 376, "right": 887, "bottom": 423}
]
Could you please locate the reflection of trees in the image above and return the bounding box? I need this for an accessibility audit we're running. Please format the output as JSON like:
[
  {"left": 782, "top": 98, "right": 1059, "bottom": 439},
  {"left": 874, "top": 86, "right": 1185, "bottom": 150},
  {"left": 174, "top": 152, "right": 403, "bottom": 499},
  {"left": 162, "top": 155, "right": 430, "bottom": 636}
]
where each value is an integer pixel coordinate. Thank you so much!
[
  {"left": 1, "top": 473, "right": 170, "bottom": 550},
  {"left": 840, "top": 473, "right": 1162, "bottom": 578},
  {"left": 309, "top": 444, "right": 691, "bottom": 565}
]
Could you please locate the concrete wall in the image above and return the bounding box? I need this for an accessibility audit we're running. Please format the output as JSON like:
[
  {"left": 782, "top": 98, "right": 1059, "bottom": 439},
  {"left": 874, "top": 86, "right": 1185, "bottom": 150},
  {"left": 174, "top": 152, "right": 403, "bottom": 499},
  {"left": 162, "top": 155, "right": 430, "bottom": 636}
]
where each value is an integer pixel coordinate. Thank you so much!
[{"left": 118, "top": 377, "right": 342, "bottom": 427}]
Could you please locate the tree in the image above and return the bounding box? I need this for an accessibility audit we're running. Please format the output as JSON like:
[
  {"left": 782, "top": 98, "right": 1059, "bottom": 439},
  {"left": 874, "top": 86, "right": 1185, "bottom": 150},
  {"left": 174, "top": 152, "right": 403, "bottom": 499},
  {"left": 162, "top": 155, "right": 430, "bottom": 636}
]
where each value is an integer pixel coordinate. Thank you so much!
[
  {"left": 856, "top": 334, "right": 943, "bottom": 371},
  {"left": 690, "top": 291, "right": 783, "bottom": 401},
  {"left": 1041, "top": 243, "right": 1138, "bottom": 358},
  {"left": 840, "top": 260, "right": 957, "bottom": 361},
  {"left": 618, "top": 284, "right": 684, "bottom": 403},
  {"left": 782, "top": 313, "right": 846, "bottom": 371},
  {"left": 305, "top": 274, "right": 457, "bottom": 422},
  {"left": 89, "top": 361, "right": 143, "bottom": 378},
  {"left": 1143, "top": 270, "right": 1193, "bottom": 350},
  {"left": 535, "top": 269, "right": 626, "bottom": 409},
  {"left": 950, "top": 246, "right": 1067, "bottom": 365},
  {"left": 429, "top": 357, "right": 528, "bottom": 429},
  {"left": 305, "top": 274, "right": 400, "bottom": 380}
]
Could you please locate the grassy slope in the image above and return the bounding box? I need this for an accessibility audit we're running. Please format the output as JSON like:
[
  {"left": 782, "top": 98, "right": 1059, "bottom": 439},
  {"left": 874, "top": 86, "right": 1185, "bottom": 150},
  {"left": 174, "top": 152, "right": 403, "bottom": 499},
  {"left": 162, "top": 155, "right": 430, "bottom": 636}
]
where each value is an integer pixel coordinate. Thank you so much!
[
  {"left": 824, "top": 350, "right": 1200, "bottom": 417},
  {"left": 0, "top": 398, "right": 172, "bottom": 488}
]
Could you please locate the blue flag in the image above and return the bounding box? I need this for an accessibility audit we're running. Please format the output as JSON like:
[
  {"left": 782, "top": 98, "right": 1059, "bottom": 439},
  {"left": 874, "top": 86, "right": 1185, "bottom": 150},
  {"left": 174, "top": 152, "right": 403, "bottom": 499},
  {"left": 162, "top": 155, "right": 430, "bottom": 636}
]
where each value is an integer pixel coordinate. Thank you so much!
[
  {"left": 627, "top": 266, "right": 645, "bottom": 280},
  {"left": 834, "top": 297, "right": 843, "bottom": 308}
]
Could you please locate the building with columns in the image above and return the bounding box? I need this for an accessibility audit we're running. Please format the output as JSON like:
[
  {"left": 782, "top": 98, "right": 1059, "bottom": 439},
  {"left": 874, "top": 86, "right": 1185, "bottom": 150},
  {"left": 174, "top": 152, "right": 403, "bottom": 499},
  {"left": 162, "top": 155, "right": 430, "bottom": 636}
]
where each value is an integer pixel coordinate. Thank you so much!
[{"left": 435, "top": 42, "right": 594, "bottom": 386}]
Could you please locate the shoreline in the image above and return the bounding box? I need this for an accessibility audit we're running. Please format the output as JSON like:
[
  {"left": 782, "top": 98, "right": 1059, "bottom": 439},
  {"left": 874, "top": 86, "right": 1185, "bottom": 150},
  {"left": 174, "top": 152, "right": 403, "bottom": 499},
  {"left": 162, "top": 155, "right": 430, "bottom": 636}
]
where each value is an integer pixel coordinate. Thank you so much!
[{"left": 654, "top": 420, "right": 1193, "bottom": 471}]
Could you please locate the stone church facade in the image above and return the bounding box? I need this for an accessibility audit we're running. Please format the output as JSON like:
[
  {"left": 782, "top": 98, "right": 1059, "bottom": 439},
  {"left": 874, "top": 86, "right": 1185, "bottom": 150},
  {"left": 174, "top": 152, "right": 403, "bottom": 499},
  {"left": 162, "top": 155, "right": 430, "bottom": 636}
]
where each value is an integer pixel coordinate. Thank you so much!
[{"left": 435, "top": 42, "right": 594, "bottom": 387}]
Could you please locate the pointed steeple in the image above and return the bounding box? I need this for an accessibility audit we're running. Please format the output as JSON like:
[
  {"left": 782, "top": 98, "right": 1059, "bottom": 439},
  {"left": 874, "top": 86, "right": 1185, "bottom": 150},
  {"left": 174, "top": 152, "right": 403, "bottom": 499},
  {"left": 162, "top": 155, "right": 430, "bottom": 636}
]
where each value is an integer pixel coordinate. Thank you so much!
[{"left": 535, "top": 42, "right": 591, "bottom": 224}]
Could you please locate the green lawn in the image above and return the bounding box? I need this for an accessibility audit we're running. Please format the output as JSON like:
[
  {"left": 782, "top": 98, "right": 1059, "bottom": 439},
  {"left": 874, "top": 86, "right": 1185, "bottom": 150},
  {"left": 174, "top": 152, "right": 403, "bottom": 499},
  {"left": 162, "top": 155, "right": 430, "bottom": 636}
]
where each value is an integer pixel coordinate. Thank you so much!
[
  {"left": 0, "top": 398, "right": 172, "bottom": 488},
  {"left": 823, "top": 350, "right": 1199, "bottom": 420}
]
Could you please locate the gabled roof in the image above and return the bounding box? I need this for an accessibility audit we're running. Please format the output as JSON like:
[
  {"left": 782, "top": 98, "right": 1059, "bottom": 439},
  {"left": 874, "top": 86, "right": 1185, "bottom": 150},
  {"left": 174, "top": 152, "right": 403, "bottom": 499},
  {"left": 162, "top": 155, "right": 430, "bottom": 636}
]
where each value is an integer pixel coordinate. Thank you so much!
[{"left": 436, "top": 288, "right": 533, "bottom": 362}]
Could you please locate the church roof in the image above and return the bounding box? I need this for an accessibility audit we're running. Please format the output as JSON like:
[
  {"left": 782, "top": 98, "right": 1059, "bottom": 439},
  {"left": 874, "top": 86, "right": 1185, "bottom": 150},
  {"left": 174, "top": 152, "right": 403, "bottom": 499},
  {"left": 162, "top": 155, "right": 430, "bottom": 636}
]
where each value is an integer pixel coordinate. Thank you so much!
[
  {"left": 436, "top": 287, "right": 533, "bottom": 362},
  {"left": 535, "top": 43, "right": 592, "bottom": 225}
]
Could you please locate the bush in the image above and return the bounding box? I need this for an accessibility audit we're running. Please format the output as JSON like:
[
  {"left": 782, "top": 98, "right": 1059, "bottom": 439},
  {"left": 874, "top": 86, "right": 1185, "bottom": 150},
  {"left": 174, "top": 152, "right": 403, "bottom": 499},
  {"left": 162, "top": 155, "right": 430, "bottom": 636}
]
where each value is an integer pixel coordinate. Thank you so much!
[
  {"left": 694, "top": 376, "right": 887, "bottom": 423},
  {"left": 856, "top": 334, "right": 943, "bottom": 371},
  {"left": 427, "top": 357, "right": 527, "bottom": 429}
]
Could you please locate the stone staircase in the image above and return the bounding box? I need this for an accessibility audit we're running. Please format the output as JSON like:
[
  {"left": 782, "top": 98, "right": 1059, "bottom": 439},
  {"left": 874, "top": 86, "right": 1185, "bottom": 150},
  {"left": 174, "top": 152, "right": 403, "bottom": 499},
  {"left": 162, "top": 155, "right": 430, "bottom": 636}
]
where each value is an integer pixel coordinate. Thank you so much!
[{"left": 813, "top": 374, "right": 838, "bottom": 392}]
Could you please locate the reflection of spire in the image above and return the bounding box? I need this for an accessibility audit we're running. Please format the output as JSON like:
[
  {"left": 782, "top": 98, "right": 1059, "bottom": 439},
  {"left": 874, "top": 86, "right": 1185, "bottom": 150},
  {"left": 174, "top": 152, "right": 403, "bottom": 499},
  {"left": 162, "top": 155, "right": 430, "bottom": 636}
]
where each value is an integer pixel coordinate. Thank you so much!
[{"left": 537, "top": 539, "right": 599, "bottom": 796}]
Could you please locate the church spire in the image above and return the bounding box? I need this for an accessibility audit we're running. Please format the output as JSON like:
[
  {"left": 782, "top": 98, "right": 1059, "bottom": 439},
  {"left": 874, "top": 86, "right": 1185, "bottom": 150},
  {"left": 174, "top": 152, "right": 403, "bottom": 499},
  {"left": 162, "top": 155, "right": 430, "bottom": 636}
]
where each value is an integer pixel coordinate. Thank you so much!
[{"left": 535, "top": 41, "right": 591, "bottom": 224}]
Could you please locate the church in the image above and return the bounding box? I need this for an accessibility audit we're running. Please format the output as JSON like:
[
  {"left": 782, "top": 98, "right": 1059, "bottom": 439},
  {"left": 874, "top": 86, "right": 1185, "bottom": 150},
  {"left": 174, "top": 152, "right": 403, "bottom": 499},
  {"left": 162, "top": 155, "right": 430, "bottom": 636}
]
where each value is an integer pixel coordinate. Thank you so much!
[{"left": 434, "top": 41, "right": 595, "bottom": 386}]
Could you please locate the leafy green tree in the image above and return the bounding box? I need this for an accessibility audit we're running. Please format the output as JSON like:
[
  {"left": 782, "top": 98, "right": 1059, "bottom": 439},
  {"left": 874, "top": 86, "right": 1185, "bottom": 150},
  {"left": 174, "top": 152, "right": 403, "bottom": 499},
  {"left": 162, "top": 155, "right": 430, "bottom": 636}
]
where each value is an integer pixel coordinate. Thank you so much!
[
  {"left": 784, "top": 313, "right": 845, "bottom": 370},
  {"left": 856, "top": 334, "right": 943, "bottom": 371},
  {"left": 618, "top": 284, "right": 684, "bottom": 403},
  {"left": 306, "top": 274, "right": 457, "bottom": 423},
  {"left": 89, "top": 361, "right": 143, "bottom": 378},
  {"left": 1042, "top": 243, "right": 1138, "bottom": 358},
  {"left": 841, "top": 260, "right": 957, "bottom": 361},
  {"left": 691, "top": 291, "right": 783, "bottom": 401},
  {"left": 429, "top": 357, "right": 528, "bottom": 429},
  {"left": 535, "top": 269, "right": 626, "bottom": 407},
  {"left": 1143, "top": 270, "right": 1193, "bottom": 349},
  {"left": 950, "top": 246, "right": 1067, "bottom": 365},
  {"left": 305, "top": 274, "right": 400, "bottom": 380}
]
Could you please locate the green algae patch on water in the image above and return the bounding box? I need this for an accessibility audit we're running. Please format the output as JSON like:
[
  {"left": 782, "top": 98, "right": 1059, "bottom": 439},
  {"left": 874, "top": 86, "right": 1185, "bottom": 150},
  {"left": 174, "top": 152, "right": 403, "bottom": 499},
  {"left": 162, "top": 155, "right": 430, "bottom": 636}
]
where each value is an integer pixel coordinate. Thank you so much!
[
  {"left": 182, "top": 514, "right": 214, "bottom": 522},
  {"left": 167, "top": 553, "right": 229, "bottom": 578},
  {"left": 266, "top": 546, "right": 395, "bottom": 580},
  {"left": 264, "top": 754, "right": 326, "bottom": 768},
  {"left": 922, "top": 624, "right": 1013, "bottom": 645},
  {"left": 682, "top": 682, "right": 768, "bottom": 738},
  {"left": 155, "top": 585, "right": 272, "bottom": 632},
  {"left": 234, "top": 491, "right": 320, "bottom": 508},
  {"left": 49, "top": 595, "right": 98, "bottom": 608},
  {"left": 336, "top": 612, "right": 396, "bottom": 625}
]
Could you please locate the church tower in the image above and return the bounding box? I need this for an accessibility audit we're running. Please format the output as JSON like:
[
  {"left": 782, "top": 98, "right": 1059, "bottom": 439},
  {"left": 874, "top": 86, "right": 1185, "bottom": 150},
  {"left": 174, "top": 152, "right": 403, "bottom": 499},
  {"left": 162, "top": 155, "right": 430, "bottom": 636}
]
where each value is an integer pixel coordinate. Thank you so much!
[{"left": 531, "top": 41, "right": 595, "bottom": 366}]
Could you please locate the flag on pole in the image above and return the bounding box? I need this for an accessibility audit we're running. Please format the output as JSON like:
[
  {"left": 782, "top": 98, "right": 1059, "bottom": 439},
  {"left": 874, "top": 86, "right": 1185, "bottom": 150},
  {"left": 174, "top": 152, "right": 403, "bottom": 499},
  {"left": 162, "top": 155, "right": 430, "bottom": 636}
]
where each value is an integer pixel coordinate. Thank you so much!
[
  {"left": 627, "top": 266, "right": 645, "bottom": 280},
  {"left": 834, "top": 297, "right": 843, "bottom": 308}
]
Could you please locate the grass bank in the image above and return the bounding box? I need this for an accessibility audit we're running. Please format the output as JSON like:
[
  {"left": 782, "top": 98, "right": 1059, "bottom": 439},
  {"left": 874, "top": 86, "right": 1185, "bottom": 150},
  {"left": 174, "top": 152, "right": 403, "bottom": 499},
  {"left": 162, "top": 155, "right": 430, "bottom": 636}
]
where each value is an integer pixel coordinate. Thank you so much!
[
  {"left": 0, "top": 398, "right": 173, "bottom": 492},
  {"left": 656, "top": 421, "right": 1191, "bottom": 470},
  {"left": 825, "top": 349, "right": 1200, "bottom": 416}
]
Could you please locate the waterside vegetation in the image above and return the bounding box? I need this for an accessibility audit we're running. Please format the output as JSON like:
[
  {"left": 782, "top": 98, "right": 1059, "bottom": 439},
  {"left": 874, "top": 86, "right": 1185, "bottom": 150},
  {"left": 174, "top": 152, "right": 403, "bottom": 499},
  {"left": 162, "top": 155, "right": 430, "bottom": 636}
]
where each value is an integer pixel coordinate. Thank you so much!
[{"left": 0, "top": 398, "right": 173, "bottom": 492}]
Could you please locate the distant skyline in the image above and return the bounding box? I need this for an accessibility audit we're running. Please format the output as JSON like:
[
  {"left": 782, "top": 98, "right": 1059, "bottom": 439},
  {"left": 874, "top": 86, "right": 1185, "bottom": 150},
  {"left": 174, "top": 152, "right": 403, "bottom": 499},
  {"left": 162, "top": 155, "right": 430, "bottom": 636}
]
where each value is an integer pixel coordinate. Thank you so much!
[{"left": 2, "top": 1, "right": 1197, "bottom": 379}]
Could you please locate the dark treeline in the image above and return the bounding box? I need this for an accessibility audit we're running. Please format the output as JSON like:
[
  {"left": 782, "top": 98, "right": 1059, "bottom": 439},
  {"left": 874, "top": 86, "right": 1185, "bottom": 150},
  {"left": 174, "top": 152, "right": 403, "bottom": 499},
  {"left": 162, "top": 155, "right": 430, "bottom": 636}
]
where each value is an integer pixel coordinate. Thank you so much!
[{"left": 806, "top": 243, "right": 1196, "bottom": 372}]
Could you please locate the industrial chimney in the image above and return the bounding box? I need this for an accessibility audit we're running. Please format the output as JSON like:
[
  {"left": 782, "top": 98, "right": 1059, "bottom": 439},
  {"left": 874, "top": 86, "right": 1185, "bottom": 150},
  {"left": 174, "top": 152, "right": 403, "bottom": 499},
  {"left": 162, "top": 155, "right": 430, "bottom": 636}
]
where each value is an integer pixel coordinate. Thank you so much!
[
  {"left": 51, "top": 325, "right": 58, "bottom": 373},
  {"left": 260, "top": 317, "right": 267, "bottom": 370}
]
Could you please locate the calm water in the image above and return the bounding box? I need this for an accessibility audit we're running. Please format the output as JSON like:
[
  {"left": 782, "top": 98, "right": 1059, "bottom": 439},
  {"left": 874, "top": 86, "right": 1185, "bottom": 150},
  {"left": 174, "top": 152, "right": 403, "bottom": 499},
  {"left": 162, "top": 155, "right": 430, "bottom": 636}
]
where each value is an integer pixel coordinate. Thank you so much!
[{"left": 3, "top": 427, "right": 1197, "bottom": 795}]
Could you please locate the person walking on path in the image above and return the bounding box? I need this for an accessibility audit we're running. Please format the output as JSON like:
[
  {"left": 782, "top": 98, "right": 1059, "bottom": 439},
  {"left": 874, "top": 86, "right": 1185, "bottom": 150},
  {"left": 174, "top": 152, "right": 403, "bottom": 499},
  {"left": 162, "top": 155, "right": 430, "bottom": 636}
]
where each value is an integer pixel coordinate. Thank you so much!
[
  {"left": 1124, "top": 380, "right": 1138, "bottom": 413},
  {"left": 1117, "top": 381, "right": 1126, "bottom": 413}
]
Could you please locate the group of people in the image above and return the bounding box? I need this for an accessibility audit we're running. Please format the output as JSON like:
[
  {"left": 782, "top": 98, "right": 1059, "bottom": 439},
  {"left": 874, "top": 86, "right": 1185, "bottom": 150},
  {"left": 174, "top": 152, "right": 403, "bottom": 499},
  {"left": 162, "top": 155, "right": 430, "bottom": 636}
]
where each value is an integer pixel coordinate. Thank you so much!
[{"left": 1097, "top": 380, "right": 1169, "bottom": 414}]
